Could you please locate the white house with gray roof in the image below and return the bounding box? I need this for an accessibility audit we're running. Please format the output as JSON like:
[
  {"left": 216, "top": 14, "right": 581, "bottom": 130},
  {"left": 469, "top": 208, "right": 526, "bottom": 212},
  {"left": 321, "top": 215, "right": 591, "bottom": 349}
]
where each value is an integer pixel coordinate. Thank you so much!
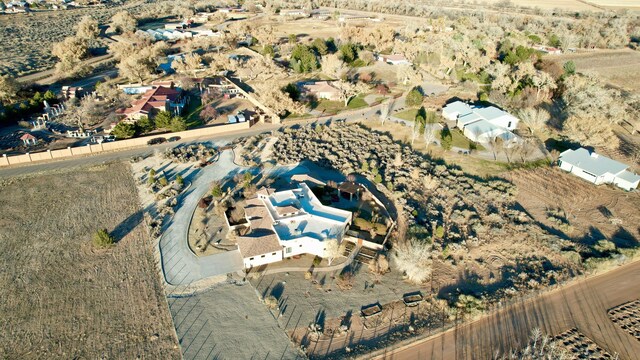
[
  {"left": 558, "top": 148, "right": 640, "bottom": 191},
  {"left": 442, "top": 100, "right": 520, "bottom": 146}
]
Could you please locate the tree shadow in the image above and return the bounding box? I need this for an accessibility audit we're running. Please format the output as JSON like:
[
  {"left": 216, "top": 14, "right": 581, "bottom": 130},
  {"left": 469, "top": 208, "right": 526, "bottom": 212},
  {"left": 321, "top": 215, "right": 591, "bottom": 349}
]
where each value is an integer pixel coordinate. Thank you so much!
[
  {"left": 611, "top": 226, "right": 639, "bottom": 249},
  {"left": 270, "top": 282, "right": 286, "bottom": 300},
  {"left": 314, "top": 309, "right": 326, "bottom": 328},
  {"left": 111, "top": 209, "right": 143, "bottom": 241}
]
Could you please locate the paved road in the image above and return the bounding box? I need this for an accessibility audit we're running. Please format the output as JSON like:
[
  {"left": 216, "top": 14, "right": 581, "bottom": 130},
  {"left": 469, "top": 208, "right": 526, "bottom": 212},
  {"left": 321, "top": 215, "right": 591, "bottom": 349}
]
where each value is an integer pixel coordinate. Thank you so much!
[
  {"left": 368, "top": 260, "right": 640, "bottom": 360},
  {"left": 0, "top": 124, "right": 278, "bottom": 178}
]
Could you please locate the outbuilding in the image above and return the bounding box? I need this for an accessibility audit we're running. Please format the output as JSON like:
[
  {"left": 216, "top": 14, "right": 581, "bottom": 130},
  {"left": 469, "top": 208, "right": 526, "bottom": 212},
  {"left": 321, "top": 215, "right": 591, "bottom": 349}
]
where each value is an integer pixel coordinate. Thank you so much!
[{"left": 558, "top": 148, "right": 640, "bottom": 191}]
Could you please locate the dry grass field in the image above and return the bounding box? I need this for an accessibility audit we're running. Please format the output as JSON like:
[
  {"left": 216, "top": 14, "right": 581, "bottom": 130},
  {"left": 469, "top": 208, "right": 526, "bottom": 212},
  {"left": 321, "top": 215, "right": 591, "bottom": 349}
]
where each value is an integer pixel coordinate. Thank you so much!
[
  {"left": 479, "top": 0, "right": 640, "bottom": 10},
  {"left": 509, "top": 167, "right": 640, "bottom": 249},
  {"left": 480, "top": 0, "right": 600, "bottom": 11},
  {"left": 0, "top": 163, "right": 180, "bottom": 359},
  {"left": 0, "top": 1, "right": 167, "bottom": 77},
  {"left": 550, "top": 49, "right": 640, "bottom": 92}
]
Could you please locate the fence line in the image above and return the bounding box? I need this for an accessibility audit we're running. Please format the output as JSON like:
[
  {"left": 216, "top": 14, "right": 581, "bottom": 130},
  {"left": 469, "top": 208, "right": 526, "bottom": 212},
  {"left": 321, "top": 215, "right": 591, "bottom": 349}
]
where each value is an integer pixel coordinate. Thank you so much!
[{"left": 0, "top": 122, "right": 251, "bottom": 167}]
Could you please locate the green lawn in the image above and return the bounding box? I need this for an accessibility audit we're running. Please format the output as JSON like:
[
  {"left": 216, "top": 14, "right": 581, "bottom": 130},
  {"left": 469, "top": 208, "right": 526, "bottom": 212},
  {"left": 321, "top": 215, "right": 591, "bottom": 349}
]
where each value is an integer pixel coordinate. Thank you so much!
[
  {"left": 395, "top": 108, "right": 439, "bottom": 123},
  {"left": 395, "top": 108, "right": 419, "bottom": 121},
  {"left": 443, "top": 128, "right": 486, "bottom": 151},
  {"left": 347, "top": 94, "right": 367, "bottom": 109},
  {"left": 312, "top": 94, "right": 368, "bottom": 114},
  {"left": 184, "top": 93, "right": 203, "bottom": 128}
]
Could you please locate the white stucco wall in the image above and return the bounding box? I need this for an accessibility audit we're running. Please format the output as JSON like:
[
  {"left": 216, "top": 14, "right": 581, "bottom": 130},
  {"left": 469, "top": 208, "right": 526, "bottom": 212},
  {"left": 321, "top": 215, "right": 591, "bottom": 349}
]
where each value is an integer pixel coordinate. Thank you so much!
[
  {"left": 489, "top": 114, "right": 519, "bottom": 130},
  {"left": 244, "top": 250, "right": 283, "bottom": 268}
]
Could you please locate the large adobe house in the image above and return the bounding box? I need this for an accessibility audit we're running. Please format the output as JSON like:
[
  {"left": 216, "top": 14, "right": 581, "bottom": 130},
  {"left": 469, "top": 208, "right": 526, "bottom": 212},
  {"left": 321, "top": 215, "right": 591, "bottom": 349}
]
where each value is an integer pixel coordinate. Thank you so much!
[
  {"left": 236, "top": 183, "right": 353, "bottom": 269},
  {"left": 121, "top": 86, "right": 185, "bottom": 121}
]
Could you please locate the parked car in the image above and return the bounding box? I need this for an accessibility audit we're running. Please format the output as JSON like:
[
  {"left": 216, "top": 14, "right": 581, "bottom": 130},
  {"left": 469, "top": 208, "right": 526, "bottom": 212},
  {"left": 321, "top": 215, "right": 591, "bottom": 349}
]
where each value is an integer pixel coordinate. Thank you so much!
[
  {"left": 167, "top": 136, "right": 181, "bottom": 142},
  {"left": 147, "top": 137, "right": 166, "bottom": 145}
]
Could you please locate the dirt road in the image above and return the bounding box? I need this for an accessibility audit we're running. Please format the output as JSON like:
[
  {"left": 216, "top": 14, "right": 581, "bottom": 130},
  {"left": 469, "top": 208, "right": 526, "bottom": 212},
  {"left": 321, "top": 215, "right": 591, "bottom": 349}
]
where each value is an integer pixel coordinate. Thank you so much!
[{"left": 371, "top": 260, "right": 640, "bottom": 360}]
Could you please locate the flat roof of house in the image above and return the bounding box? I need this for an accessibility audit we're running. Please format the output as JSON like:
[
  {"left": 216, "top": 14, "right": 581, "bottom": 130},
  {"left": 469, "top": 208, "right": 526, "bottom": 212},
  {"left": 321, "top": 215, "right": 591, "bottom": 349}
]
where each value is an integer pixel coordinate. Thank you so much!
[
  {"left": 443, "top": 101, "right": 473, "bottom": 116},
  {"left": 617, "top": 170, "right": 640, "bottom": 184},
  {"left": 244, "top": 183, "right": 351, "bottom": 247},
  {"left": 473, "top": 106, "right": 511, "bottom": 121},
  {"left": 457, "top": 112, "right": 483, "bottom": 127},
  {"left": 560, "top": 148, "right": 629, "bottom": 177},
  {"left": 464, "top": 119, "right": 509, "bottom": 137}
]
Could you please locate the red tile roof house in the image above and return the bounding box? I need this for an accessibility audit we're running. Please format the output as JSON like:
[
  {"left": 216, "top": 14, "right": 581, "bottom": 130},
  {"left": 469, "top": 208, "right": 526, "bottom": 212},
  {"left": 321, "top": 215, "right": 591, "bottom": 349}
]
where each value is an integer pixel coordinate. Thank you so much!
[{"left": 120, "top": 86, "right": 185, "bottom": 121}]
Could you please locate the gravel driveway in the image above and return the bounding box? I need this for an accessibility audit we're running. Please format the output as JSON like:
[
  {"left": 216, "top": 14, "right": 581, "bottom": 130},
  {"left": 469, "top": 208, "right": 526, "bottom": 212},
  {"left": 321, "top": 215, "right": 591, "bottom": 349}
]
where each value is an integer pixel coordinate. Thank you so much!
[{"left": 159, "top": 147, "right": 245, "bottom": 286}]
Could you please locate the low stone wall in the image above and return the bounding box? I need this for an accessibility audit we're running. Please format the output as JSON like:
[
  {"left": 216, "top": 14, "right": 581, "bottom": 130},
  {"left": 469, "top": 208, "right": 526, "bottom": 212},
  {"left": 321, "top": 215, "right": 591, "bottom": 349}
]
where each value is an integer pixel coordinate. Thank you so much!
[{"left": 0, "top": 122, "right": 251, "bottom": 167}]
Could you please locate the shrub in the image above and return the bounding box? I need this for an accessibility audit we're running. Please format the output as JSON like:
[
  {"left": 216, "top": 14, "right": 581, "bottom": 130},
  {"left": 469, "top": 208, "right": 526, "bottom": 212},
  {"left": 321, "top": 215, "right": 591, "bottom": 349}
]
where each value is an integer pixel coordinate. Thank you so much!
[
  {"left": 211, "top": 182, "right": 223, "bottom": 197},
  {"left": 111, "top": 122, "right": 136, "bottom": 139},
  {"left": 175, "top": 174, "right": 184, "bottom": 186},
  {"left": 312, "top": 256, "right": 322, "bottom": 266},
  {"left": 594, "top": 239, "right": 616, "bottom": 254},
  {"left": 264, "top": 295, "right": 278, "bottom": 309},
  {"left": 92, "top": 229, "right": 114, "bottom": 249},
  {"left": 147, "top": 169, "right": 156, "bottom": 186},
  {"left": 405, "top": 87, "right": 424, "bottom": 107}
]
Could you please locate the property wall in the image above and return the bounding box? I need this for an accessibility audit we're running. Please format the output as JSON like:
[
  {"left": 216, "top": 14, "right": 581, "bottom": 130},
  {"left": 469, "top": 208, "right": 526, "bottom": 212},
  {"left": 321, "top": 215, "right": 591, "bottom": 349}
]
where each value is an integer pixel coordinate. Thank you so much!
[
  {"left": 244, "top": 250, "right": 282, "bottom": 269},
  {"left": 344, "top": 235, "right": 384, "bottom": 250},
  {"left": 0, "top": 122, "right": 251, "bottom": 167},
  {"left": 223, "top": 76, "right": 281, "bottom": 123}
]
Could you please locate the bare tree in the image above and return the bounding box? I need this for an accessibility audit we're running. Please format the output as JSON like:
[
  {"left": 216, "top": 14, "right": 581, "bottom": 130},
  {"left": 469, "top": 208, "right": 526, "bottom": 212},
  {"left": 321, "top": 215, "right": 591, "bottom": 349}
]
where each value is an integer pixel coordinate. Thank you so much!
[
  {"left": 321, "top": 53, "right": 346, "bottom": 79},
  {"left": 110, "top": 11, "right": 137, "bottom": 34},
  {"left": 518, "top": 107, "right": 550, "bottom": 134},
  {"left": 172, "top": 53, "right": 203, "bottom": 77},
  {"left": 379, "top": 100, "right": 394, "bottom": 125},
  {"left": 334, "top": 80, "right": 368, "bottom": 107},
  {"left": 76, "top": 16, "right": 99, "bottom": 40},
  {"left": 0, "top": 75, "right": 20, "bottom": 103},
  {"left": 324, "top": 239, "right": 340, "bottom": 265},
  {"left": 392, "top": 238, "right": 433, "bottom": 284},
  {"left": 423, "top": 127, "right": 437, "bottom": 151}
]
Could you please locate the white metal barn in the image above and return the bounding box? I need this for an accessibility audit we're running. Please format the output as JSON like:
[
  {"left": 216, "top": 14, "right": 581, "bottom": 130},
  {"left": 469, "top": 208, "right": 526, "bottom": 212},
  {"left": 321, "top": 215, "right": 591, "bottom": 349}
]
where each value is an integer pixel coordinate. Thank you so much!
[{"left": 558, "top": 148, "right": 640, "bottom": 191}]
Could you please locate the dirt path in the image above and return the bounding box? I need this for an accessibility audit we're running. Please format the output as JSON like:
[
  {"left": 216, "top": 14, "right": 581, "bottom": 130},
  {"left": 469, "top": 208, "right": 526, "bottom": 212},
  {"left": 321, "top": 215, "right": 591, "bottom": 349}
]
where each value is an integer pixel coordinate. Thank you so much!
[{"left": 368, "top": 260, "right": 640, "bottom": 359}]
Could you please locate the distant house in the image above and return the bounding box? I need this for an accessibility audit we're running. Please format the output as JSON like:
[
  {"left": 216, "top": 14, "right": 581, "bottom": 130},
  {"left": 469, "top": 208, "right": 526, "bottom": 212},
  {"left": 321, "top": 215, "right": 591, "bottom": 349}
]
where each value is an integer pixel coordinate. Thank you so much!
[
  {"left": 121, "top": 86, "right": 184, "bottom": 121},
  {"left": 61, "top": 86, "right": 83, "bottom": 100},
  {"left": 443, "top": 100, "right": 520, "bottom": 146},
  {"left": 279, "top": 9, "right": 309, "bottom": 17},
  {"left": 300, "top": 81, "right": 341, "bottom": 101},
  {"left": 558, "top": 148, "right": 640, "bottom": 191},
  {"left": 534, "top": 45, "right": 562, "bottom": 55},
  {"left": 20, "top": 133, "right": 37, "bottom": 146},
  {"left": 377, "top": 54, "right": 411, "bottom": 66}
]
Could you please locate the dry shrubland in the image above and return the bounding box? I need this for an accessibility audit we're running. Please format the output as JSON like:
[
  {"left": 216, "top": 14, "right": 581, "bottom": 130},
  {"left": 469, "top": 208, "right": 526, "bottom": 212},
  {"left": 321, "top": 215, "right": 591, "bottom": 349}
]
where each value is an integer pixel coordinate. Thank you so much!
[
  {"left": 0, "top": 163, "right": 180, "bottom": 359},
  {"left": 271, "top": 123, "right": 578, "bottom": 304},
  {"left": 0, "top": 0, "right": 174, "bottom": 77}
]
